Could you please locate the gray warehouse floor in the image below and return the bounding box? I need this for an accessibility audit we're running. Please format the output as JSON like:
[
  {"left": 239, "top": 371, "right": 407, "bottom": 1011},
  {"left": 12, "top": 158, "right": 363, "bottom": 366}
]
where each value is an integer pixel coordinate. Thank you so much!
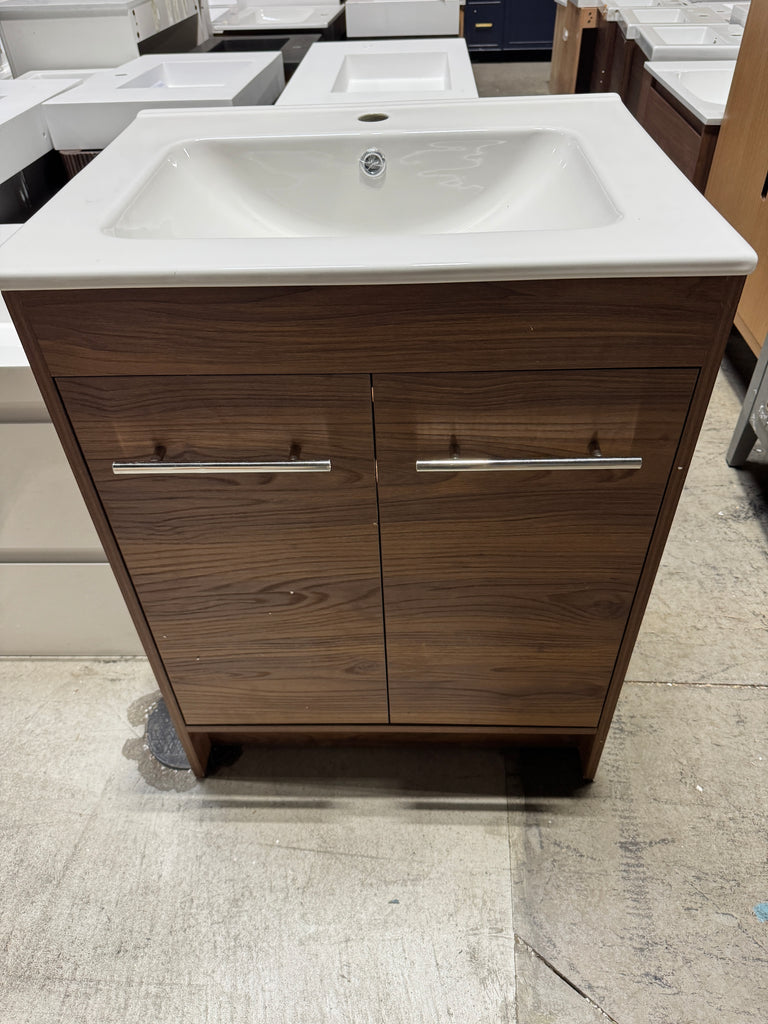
[{"left": 1, "top": 61, "right": 767, "bottom": 1024}]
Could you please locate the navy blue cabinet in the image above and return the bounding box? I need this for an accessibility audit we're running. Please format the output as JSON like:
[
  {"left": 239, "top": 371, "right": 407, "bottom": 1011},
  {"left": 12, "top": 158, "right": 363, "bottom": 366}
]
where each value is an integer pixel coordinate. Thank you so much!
[
  {"left": 464, "top": 2, "right": 504, "bottom": 51},
  {"left": 465, "top": 0, "right": 555, "bottom": 52}
]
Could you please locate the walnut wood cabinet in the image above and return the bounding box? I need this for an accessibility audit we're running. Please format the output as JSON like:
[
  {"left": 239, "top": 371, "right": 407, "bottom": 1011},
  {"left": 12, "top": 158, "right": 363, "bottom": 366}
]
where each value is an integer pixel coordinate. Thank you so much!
[{"left": 6, "top": 276, "right": 743, "bottom": 779}]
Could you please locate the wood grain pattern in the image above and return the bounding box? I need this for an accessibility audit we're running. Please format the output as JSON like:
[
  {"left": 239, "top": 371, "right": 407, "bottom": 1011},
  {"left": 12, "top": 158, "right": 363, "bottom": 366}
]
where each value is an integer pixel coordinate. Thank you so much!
[
  {"left": 4, "top": 273, "right": 744, "bottom": 777},
  {"left": 7, "top": 278, "right": 733, "bottom": 377},
  {"left": 58, "top": 374, "right": 388, "bottom": 725},
  {"left": 706, "top": 0, "right": 768, "bottom": 353},
  {"left": 582, "top": 273, "right": 744, "bottom": 777},
  {"left": 589, "top": 13, "right": 617, "bottom": 93},
  {"left": 550, "top": 3, "right": 594, "bottom": 95},
  {"left": 623, "top": 40, "right": 647, "bottom": 119},
  {"left": 374, "top": 369, "right": 697, "bottom": 728},
  {"left": 638, "top": 78, "right": 719, "bottom": 192}
]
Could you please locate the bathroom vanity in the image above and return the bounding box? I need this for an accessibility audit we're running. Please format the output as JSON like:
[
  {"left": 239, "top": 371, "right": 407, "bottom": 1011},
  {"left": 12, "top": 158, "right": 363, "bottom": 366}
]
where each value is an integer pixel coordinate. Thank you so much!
[{"left": 0, "top": 98, "right": 754, "bottom": 779}]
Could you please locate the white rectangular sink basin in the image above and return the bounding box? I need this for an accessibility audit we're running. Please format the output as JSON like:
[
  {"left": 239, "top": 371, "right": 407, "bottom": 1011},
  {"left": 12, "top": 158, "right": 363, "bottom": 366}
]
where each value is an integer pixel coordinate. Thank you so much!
[
  {"left": 0, "top": 97, "right": 755, "bottom": 289},
  {"left": 213, "top": 5, "right": 344, "bottom": 30},
  {"left": 41, "top": 53, "right": 285, "bottom": 151},
  {"left": 636, "top": 22, "right": 742, "bottom": 58},
  {"left": 644, "top": 59, "right": 734, "bottom": 123},
  {"left": 109, "top": 130, "right": 619, "bottom": 239},
  {"left": 617, "top": 6, "right": 733, "bottom": 39},
  {"left": 0, "top": 77, "right": 82, "bottom": 181},
  {"left": 276, "top": 39, "right": 477, "bottom": 106},
  {"left": 345, "top": 0, "right": 460, "bottom": 38},
  {"left": 18, "top": 68, "right": 101, "bottom": 84},
  {"left": 601, "top": 0, "right": 691, "bottom": 22}
]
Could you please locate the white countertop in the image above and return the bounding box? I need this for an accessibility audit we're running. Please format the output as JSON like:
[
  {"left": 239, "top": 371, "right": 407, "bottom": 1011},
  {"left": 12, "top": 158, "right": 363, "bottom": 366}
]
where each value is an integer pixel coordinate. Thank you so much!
[
  {"left": 276, "top": 39, "right": 477, "bottom": 106},
  {"left": 644, "top": 58, "right": 734, "bottom": 123},
  {"left": 0, "top": 96, "right": 756, "bottom": 290},
  {"left": 0, "top": 77, "right": 82, "bottom": 180},
  {"left": 42, "top": 53, "right": 285, "bottom": 150},
  {"left": 213, "top": 5, "right": 344, "bottom": 30}
]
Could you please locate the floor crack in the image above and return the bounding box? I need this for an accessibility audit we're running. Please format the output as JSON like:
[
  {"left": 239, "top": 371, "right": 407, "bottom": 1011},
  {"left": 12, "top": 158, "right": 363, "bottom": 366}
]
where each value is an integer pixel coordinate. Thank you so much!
[{"left": 514, "top": 934, "right": 622, "bottom": 1023}]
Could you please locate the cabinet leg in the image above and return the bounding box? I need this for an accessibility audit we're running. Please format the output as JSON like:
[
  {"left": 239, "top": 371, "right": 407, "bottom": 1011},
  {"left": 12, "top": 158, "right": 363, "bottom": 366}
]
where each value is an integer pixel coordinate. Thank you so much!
[
  {"left": 577, "top": 736, "right": 602, "bottom": 782},
  {"left": 146, "top": 697, "right": 210, "bottom": 777}
]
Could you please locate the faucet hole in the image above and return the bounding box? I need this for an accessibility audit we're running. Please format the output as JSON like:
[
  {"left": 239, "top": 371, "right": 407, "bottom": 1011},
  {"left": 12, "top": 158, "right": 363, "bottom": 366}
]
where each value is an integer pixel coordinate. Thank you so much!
[{"left": 358, "top": 113, "right": 389, "bottom": 123}]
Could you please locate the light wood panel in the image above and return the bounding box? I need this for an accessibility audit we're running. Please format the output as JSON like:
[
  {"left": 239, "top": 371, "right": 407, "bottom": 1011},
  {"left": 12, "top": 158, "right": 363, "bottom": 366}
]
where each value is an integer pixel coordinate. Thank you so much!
[
  {"left": 374, "top": 369, "right": 697, "bottom": 728},
  {"left": 706, "top": 0, "right": 768, "bottom": 354},
  {"left": 58, "top": 374, "right": 387, "bottom": 726},
  {"left": 550, "top": 2, "right": 596, "bottom": 94}
]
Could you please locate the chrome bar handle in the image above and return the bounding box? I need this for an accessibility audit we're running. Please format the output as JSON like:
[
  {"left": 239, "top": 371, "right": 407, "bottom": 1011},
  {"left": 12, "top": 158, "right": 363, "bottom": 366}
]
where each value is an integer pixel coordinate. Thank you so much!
[
  {"left": 416, "top": 454, "right": 642, "bottom": 472},
  {"left": 112, "top": 459, "right": 332, "bottom": 475}
]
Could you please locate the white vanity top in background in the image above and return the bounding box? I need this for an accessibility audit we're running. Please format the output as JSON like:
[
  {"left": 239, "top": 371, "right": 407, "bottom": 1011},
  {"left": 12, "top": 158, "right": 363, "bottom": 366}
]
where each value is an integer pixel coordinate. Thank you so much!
[
  {"left": 277, "top": 39, "right": 477, "bottom": 105},
  {"left": 42, "top": 53, "right": 285, "bottom": 150},
  {"left": 213, "top": 5, "right": 344, "bottom": 30},
  {"left": 635, "top": 21, "right": 742, "bottom": 58},
  {"left": 0, "top": 77, "right": 81, "bottom": 181},
  {"left": 644, "top": 58, "right": 735, "bottom": 122}
]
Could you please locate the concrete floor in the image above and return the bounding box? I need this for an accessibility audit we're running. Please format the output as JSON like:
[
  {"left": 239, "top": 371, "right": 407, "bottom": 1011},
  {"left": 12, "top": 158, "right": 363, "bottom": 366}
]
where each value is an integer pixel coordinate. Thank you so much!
[{"left": 3, "top": 61, "right": 768, "bottom": 1024}]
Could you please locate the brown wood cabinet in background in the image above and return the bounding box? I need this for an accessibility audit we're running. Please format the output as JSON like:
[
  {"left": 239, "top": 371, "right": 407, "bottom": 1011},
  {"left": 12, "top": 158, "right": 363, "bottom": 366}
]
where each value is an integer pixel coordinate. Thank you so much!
[{"left": 7, "top": 275, "right": 743, "bottom": 779}]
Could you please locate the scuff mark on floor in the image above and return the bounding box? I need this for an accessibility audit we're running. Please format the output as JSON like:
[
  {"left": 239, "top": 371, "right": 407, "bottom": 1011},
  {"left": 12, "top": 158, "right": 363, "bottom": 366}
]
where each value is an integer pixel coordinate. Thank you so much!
[{"left": 514, "top": 935, "right": 621, "bottom": 1023}]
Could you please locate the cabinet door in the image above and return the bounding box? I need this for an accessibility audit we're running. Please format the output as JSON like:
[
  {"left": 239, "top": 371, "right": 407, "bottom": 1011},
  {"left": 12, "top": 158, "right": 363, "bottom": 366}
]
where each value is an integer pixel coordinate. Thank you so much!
[
  {"left": 58, "top": 375, "right": 387, "bottom": 726},
  {"left": 464, "top": 2, "right": 504, "bottom": 50},
  {"left": 373, "top": 369, "right": 696, "bottom": 728},
  {"left": 504, "top": 0, "right": 556, "bottom": 50}
]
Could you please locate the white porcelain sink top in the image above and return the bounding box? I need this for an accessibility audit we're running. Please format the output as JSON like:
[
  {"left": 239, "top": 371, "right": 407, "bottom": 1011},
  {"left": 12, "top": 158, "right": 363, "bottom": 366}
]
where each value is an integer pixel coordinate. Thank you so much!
[
  {"left": 617, "top": 5, "right": 733, "bottom": 38},
  {"left": 41, "top": 53, "right": 285, "bottom": 151},
  {"left": 213, "top": 5, "right": 344, "bottom": 29},
  {"left": 345, "top": 0, "right": 460, "bottom": 39},
  {"left": 277, "top": 39, "right": 476, "bottom": 106},
  {"left": 636, "top": 22, "right": 742, "bottom": 58},
  {"left": 0, "top": 96, "right": 755, "bottom": 289},
  {"left": 601, "top": 0, "right": 691, "bottom": 23},
  {"left": 0, "top": 77, "right": 81, "bottom": 181},
  {"left": 644, "top": 59, "right": 734, "bottom": 123}
]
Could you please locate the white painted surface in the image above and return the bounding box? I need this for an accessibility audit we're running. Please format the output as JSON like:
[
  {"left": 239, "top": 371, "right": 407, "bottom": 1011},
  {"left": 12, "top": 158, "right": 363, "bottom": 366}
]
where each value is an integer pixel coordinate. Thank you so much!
[
  {"left": 42, "top": 53, "right": 284, "bottom": 150},
  {"left": 213, "top": 5, "right": 344, "bottom": 29},
  {"left": 0, "top": 423, "right": 103, "bottom": 557},
  {"left": 0, "top": 563, "right": 141, "bottom": 654},
  {"left": 635, "top": 21, "right": 742, "bottom": 58},
  {"left": 0, "top": 222, "right": 141, "bottom": 654},
  {"left": 0, "top": 96, "right": 755, "bottom": 288},
  {"left": 345, "top": 0, "right": 460, "bottom": 37},
  {"left": 644, "top": 58, "right": 734, "bottom": 124},
  {"left": 0, "top": 78, "right": 80, "bottom": 181},
  {"left": 0, "top": 0, "right": 199, "bottom": 75},
  {"left": 277, "top": 39, "right": 476, "bottom": 106}
]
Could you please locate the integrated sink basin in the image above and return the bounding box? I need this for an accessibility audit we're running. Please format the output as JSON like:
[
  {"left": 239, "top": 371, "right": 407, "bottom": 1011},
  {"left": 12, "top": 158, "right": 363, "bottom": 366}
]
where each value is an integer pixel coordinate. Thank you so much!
[
  {"left": 275, "top": 38, "right": 478, "bottom": 105},
  {"left": 108, "top": 130, "right": 619, "bottom": 239},
  {"left": 636, "top": 22, "right": 743, "bottom": 59},
  {"left": 644, "top": 59, "right": 735, "bottom": 124},
  {"left": 0, "top": 96, "right": 755, "bottom": 287}
]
